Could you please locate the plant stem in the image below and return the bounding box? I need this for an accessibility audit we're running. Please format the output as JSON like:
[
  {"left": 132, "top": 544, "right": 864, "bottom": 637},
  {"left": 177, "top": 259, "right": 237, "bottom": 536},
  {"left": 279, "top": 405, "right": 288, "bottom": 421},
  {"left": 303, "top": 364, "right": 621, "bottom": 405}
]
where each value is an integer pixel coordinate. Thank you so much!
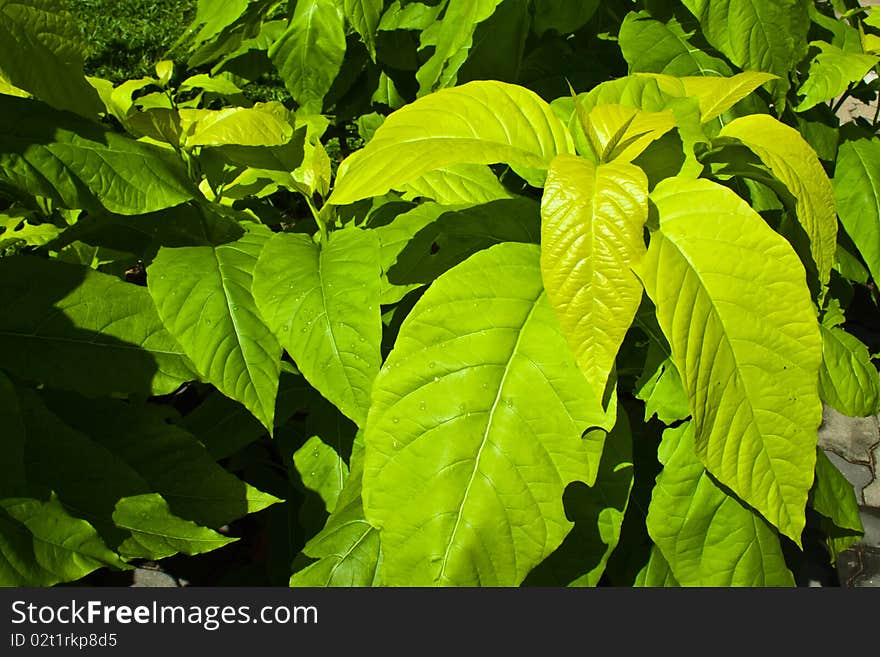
[{"left": 304, "top": 193, "right": 328, "bottom": 244}]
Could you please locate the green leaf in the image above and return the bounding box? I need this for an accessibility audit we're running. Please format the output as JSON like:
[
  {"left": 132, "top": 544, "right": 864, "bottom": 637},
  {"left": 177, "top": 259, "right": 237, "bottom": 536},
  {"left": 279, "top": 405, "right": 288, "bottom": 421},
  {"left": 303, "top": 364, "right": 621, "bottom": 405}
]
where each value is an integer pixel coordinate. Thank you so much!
[
  {"left": 634, "top": 546, "right": 679, "bottom": 587},
  {"left": 0, "top": 371, "right": 126, "bottom": 586},
  {"left": 0, "top": 0, "right": 102, "bottom": 117},
  {"left": 114, "top": 494, "right": 237, "bottom": 560},
  {"left": 581, "top": 104, "right": 676, "bottom": 163},
  {"left": 719, "top": 114, "right": 837, "bottom": 287},
  {"left": 0, "top": 496, "right": 126, "bottom": 586},
  {"left": 680, "top": 0, "right": 810, "bottom": 108},
  {"left": 540, "top": 155, "right": 648, "bottom": 397},
  {"left": 291, "top": 439, "right": 382, "bottom": 587},
  {"left": 186, "top": 0, "right": 250, "bottom": 47},
  {"left": 647, "top": 423, "right": 794, "bottom": 586},
  {"left": 363, "top": 243, "right": 613, "bottom": 585},
  {"left": 795, "top": 41, "right": 878, "bottom": 112},
  {"left": 523, "top": 408, "right": 633, "bottom": 587},
  {"left": 643, "top": 72, "right": 778, "bottom": 123},
  {"left": 415, "top": 0, "right": 505, "bottom": 95},
  {"left": 330, "top": 80, "right": 574, "bottom": 204},
  {"left": 344, "top": 0, "right": 383, "bottom": 58},
  {"left": 147, "top": 227, "right": 282, "bottom": 432},
  {"left": 269, "top": 0, "right": 346, "bottom": 113},
  {"left": 532, "top": 0, "right": 598, "bottom": 37},
  {"left": 810, "top": 450, "right": 864, "bottom": 559},
  {"left": 819, "top": 304, "right": 880, "bottom": 417},
  {"left": 180, "top": 102, "right": 294, "bottom": 147},
  {"left": 634, "top": 347, "right": 691, "bottom": 426},
  {"left": 635, "top": 177, "right": 823, "bottom": 544},
  {"left": 41, "top": 391, "right": 280, "bottom": 529},
  {"left": 0, "top": 256, "right": 193, "bottom": 397},
  {"left": 252, "top": 229, "right": 382, "bottom": 428},
  {"left": 833, "top": 139, "right": 880, "bottom": 283},
  {"left": 399, "top": 164, "right": 514, "bottom": 205},
  {"left": 0, "top": 97, "right": 196, "bottom": 215},
  {"left": 294, "top": 436, "right": 350, "bottom": 514},
  {"left": 619, "top": 12, "right": 732, "bottom": 76}
]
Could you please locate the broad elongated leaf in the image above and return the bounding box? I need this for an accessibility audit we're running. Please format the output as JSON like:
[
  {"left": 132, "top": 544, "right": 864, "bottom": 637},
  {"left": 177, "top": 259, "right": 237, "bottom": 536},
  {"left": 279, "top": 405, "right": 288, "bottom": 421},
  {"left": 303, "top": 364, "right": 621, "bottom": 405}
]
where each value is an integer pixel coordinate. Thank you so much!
[
  {"left": 810, "top": 450, "right": 864, "bottom": 559},
  {"left": 0, "top": 496, "right": 126, "bottom": 586},
  {"left": 0, "top": 96, "right": 196, "bottom": 215},
  {"left": 41, "top": 391, "right": 280, "bottom": 529},
  {"left": 363, "top": 243, "right": 613, "bottom": 586},
  {"left": 647, "top": 423, "right": 794, "bottom": 586},
  {"left": 7, "top": 384, "right": 275, "bottom": 566},
  {"left": 148, "top": 228, "right": 282, "bottom": 431},
  {"left": 541, "top": 155, "right": 647, "bottom": 397},
  {"left": 269, "top": 0, "right": 346, "bottom": 113},
  {"left": 719, "top": 114, "right": 837, "bottom": 287},
  {"left": 635, "top": 177, "right": 823, "bottom": 543},
  {"left": 818, "top": 304, "right": 880, "bottom": 417},
  {"left": 680, "top": 0, "right": 810, "bottom": 106},
  {"left": 180, "top": 102, "right": 294, "bottom": 147},
  {"left": 329, "top": 80, "right": 574, "bottom": 204},
  {"left": 523, "top": 408, "right": 633, "bottom": 587},
  {"left": 415, "top": 0, "right": 504, "bottom": 95},
  {"left": 619, "top": 12, "right": 731, "bottom": 77},
  {"left": 114, "top": 494, "right": 236, "bottom": 560},
  {"left": 0, "top": 372, "right": 126, "bottom": 586},
  {"left": 641, "top": 72, "right": 777, "bottom": 123},
  {"left": 399, "top": 164, "right": 514, "bottom": 205},
  {"left": 795, "top": 41, "right": 878, "bottom": 112},
  {"left": 252, "top": 229, "right": 382, "bottom": 427},
  {"left": 186, "top": 0, "right": 249, "bottom": 46},
  {"left": 0, "top": 256, "right": 193, "bottom": 397},
  {"left": 344, "top": 0, "right": 383, "bottom": 58},
  {"left": 0, "top": 0, "right": 101, "bottom": 117},
  {"left": 834, "top": 139, "right": 880, "bottom": 283},
  {"left": 291, "top": 439, "right": 382, "bottom": 587}
]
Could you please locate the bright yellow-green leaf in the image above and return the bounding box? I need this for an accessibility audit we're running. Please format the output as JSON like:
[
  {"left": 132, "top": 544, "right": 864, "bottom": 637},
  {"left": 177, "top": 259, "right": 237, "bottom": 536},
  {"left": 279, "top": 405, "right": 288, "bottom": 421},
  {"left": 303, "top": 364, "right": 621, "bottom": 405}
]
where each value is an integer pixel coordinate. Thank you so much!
[
  {"left": 819, "top": 302, "right": 880, "bottom": 417},
  {"left": 415, "top": 0, "right": 504, "bottom": 95},
  {"left": 719, "top": 114, "right": 837, "bottom": 287},
  {"left": 155, "top": 60, "right": 174, "bottom": 86},
  {"left": 399, "top": 164, "right": 514, "bottom": 204},
  {"left": 180, "top": 102, "right": 293, "bottom": 148},
  {"left": 583, "top": 104, "right": 676, "bottom": 163},
  {"left": 834, "top": 139, "right": 880, "bottom": 283},
  {"left": 795, "top": 41, "right": 878, "bottom": 112},
  {"left": 540, "top": 154, "right": 648, "bottom": 396},
  {"left": 329, "top": 80, "right": 574, "bottom": 205},
  {"left": 638, "top": 71, "right": 778, "bottom": 123},
  {"left": 680, "top": 0, "right": 810, "bottom": 108},
  {"left": 635, "top": 177, "right": 823, "bottom": 544},
  {"left": 147, "top": 228, "right": 282, "bottom": 432},
  {"left": 363, "top": 243, "right": 613, "bottom": 585},
  {"left": 647, "top": 423, "right": 795, "bottom": 586},
  {"left": 252, "top": 229, "right": 383, "bottom": 428},
  {"left": 810, "top": 450, "right": 864, "bottom": 559}
]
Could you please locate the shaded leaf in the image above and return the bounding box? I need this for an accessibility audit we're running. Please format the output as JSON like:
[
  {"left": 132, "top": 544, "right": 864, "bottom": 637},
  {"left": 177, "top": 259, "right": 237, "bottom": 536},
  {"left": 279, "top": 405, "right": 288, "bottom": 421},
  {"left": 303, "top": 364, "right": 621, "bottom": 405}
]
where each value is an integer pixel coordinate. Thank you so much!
[{"left": 148, "top": 227, "right": 282, "bottom": 431}]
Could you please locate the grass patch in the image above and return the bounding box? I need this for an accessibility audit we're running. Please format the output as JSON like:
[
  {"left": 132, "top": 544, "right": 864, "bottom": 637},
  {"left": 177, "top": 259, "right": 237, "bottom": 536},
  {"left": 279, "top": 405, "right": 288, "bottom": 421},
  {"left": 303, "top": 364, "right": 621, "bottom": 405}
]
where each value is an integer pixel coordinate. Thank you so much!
[{"left": 68, "top": 0, "right": 197, "bottom": 82}]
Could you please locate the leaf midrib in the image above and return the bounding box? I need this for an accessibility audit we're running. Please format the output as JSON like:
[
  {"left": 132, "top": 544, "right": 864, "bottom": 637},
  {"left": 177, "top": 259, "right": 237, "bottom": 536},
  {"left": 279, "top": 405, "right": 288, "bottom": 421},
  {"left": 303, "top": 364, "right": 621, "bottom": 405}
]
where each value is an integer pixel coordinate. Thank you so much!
[{"left": 437, "top": 290, "right": 543, "bottom": 583}]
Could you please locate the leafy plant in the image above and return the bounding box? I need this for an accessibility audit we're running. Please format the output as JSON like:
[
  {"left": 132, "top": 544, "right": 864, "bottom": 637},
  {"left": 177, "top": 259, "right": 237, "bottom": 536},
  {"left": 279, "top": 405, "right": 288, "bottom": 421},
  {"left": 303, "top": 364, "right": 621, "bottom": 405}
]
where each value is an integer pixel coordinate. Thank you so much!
[{"left": 0, "top": 0, "right": 878, "bottom": 587}]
